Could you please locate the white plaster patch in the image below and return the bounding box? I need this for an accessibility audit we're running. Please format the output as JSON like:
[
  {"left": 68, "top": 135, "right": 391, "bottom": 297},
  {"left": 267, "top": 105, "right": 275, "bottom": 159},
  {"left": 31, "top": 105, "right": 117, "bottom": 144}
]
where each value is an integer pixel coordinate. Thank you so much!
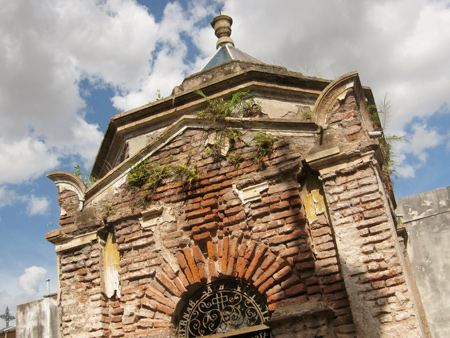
[
  {"left": 140, "top": 206, "right": 164, "bottom": 229},
  {"left": 233, "top": 182, "right": 269, "bottom": 204}
]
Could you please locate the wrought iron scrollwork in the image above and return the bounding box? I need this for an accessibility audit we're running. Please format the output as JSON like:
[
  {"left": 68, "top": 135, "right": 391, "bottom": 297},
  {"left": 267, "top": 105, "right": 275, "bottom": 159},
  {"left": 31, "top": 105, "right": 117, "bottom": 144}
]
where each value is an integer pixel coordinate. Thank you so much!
[{"left": 178, "top": 279, "right": 271, "bottom": 338}]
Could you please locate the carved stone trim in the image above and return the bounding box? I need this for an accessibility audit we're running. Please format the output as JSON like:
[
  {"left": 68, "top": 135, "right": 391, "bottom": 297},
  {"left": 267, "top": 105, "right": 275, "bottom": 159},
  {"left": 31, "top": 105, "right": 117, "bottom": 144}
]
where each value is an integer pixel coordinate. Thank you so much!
[
  {"left": 47, "top": 171, "right": 86, "bottom": 210},
  {"left": 55, "top": 231, "right": 97, "bottom": 253}
]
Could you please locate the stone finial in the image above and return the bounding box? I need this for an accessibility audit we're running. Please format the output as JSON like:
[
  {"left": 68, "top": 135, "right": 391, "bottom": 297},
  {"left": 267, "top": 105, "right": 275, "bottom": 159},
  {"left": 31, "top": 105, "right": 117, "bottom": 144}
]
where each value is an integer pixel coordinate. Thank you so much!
[{"left": 211, "top": 14, "right": 234, "bottom": 49}]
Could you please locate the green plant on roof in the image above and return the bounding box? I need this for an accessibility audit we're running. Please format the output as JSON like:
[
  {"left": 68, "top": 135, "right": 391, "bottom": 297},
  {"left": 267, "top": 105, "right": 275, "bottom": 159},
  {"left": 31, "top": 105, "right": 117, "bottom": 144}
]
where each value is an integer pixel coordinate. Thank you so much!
[{"left": 196, "top": 90, "right": 256, "bottom": 121}]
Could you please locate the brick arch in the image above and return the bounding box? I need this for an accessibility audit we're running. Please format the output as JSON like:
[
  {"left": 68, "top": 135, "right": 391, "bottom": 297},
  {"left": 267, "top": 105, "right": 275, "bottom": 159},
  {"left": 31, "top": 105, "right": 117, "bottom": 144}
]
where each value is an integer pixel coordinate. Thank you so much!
[{"left": 175, "top": 236, "right": 307, "bottom": 311}]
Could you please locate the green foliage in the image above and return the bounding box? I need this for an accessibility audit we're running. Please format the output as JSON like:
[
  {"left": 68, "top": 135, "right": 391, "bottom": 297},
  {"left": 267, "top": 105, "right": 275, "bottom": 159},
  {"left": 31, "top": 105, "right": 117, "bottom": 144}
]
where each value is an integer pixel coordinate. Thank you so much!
[
  {"left": 74, "top": 164, "right": 95, "bottom": 186},
  {"left": 155, "top": 89, "right": 164, "bottom": 101},
  {"left": 369, "top": 96, "right": 405, "bottom": 189},
  {"left": 103, "top": 203, "right": 116, "bottom": 220},
  {"left": 196, "top": 90, "right": 256, "bottom": 121},
  {"left": 227, "top": 152, "right": 243, "bottom": 168},
  {"left": 302, "top": 106, "right": 312, "bottom": 120},
  {"left": 127, "top": 155, "right": 201, "bottom": 202},
  {"left": 224, "top": 128, "right": 241, "bottom": 147},
  {"left": 251, "top": 132, "right": 276, "bottom": 162},
  {"left": 127, "top": 159, "right": 170, "bottom": 194},
  {"left": 172, "top": 161, "right": 201, "bottom": 185},
  {"left": 205, "top": 128, "right": 242, "bottom": 160}
]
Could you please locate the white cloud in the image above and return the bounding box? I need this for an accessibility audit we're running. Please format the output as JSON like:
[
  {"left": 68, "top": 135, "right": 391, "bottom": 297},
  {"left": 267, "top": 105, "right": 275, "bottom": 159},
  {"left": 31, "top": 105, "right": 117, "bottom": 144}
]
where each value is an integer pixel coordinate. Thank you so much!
[
  {"left": 0, "top": 186, "right": 27, "bottom": 208},
  {"left": 221, "top": 0, "right": 450, "bottom": 131},
  {"left": 111, "top": 0, "right": 216, "bottom": 110},
  {"left": 18, "top": 266, "right": 48, "bottom": 299},
  {"left": 0, "top": 138, "right": 60, "bottom": 186},
  {"left": 26, "top": 195, "right": 51, "bottom": 216},
  {"left": 394, "top": 123, "right": 446, "bottom": 178},
  {"left": 0, "top": 0, "right": 217, "bottom": 187}
]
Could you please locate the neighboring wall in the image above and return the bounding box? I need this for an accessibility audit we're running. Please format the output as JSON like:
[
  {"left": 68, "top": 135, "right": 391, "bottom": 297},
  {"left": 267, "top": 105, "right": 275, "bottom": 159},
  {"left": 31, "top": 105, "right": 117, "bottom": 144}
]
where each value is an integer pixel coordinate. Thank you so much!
[
  {"left": 396, "top": 186, "right": 450, "bottom": 338},
  {"left": 16, "top": 294, "right": 60, "bottom": 338}
]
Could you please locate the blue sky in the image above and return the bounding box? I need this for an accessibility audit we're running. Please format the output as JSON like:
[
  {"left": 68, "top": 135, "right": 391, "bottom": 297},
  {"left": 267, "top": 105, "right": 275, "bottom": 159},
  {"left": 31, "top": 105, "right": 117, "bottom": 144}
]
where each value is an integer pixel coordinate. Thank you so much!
[{"left": 1, "top": 0, "right": 449, "bottom": 327}]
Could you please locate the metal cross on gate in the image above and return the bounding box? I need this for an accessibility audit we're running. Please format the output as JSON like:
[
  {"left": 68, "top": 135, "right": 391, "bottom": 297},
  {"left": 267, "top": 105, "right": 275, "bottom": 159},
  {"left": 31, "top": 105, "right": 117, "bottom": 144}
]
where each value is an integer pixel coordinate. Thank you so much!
[{"left": 0, "top": 307, "right": 15, "bottom": 328}]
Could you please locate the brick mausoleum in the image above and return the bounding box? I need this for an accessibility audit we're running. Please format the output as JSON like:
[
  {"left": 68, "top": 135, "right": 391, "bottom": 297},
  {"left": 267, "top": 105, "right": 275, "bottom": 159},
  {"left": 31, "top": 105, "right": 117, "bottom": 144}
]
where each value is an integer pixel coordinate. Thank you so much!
[{"left": 46, "top": 15, "right": 428, "bottom": 338}]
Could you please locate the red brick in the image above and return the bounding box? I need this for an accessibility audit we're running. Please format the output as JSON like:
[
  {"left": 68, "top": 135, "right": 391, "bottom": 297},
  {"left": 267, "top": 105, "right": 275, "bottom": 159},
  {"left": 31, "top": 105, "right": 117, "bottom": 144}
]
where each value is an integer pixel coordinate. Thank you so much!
[
  {"left": 244, "top": 245, "right": 267, "bottom": 280},
  {"left": 280, "top": 246, "right": 299, "bottom": 258},
  {"left": 267, "top": 291, "right": 285, "bottom": 303},
  {"left": 254, "top": 260, "right": 283, "bottom": 287},
  {"left": 182, "top": 248, "right": 200, "bottom": 283},
  {"left": 201, "top": 198, "right": 218, "bottom": 209},
  {"left": 272, "top": 266, "right": 292, "bottom": 281},
  {"left": 268, "top": 230, "right": 304, "bottom": 245},
  {"left": 145, "top": 288, "right": 175, "bottom": 308},
  {"left": 258, "top": 277, "right": 276, "bottom": 294},
  {"left": 323, "top": 282, "right": 345, "bottom": 294},
  {"left": 325, "top": 291, "right": 348, "bottom": 301},
  {"left": 293, "top": 251, "right": 314, "bottom": 262},
  {"left": 385, "top": 276, "right": 405, "bottom": 287},
  {"left": 221, "top": 237, "right": 229, "bottom": 274},
  {"left": 260, "top": 253, "right": 277, "bottom": 270},
  {"left": 173, "top": 277, "right": 187, "bottom": 294},
  {"left": 235, "top": 256, "right": 248, "bottom": 278},
  {"left": 193, "top": 232, "right": 212, "bottom": 242},
  {"left": 295, "top": 261, "right": 315, "bottom": 270},
  {"left": 270, "top": 201, "right": 290, "bottom": 213},
  {"left": 208, "top": 259, "right": 216, "bottom": 278},
  {"left": 186, "top": 207, "right": 211, "bottom": 220},
  {"left": 227, "top": 238, "right": 239, "bottom": 275},
  {"left": 289, "top": 198, "right": 302, "bottom": 208},
  {"left": 307, "top": 285, "right": 321, "bottom": 295},
  {"left": 198, "top": 221, "right": 219, "bottom": 232},
  {"left": 224, "top": 205, "right": 243, "bottom": 216},
  {"left": 285, "top": 283, "right": 306, "bottom": 297},
  {"left": 207, "top": 241, "right": 216, "bottom": 259},
  {"left": 244, "top": 242, "right": 256, "bottom": 259},
  {"left": 252, "top": 206, "right": 270, "bottom": 219}
]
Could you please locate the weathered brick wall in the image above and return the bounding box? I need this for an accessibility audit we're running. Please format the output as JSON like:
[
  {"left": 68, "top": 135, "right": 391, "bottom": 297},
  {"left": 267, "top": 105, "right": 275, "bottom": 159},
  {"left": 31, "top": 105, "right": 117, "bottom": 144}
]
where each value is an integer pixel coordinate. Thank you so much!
[
  {"left": 54, "top": 126, "right": 359, "bottom": 337},
  {"left": 49, "top": 79, "right": 426, "bottom": 337},
  {"left": 59, "top": 239, "right": 108, "bottom": 337},
  {"left": 321, "top": 161, "right": 422, "bottom": 337}
]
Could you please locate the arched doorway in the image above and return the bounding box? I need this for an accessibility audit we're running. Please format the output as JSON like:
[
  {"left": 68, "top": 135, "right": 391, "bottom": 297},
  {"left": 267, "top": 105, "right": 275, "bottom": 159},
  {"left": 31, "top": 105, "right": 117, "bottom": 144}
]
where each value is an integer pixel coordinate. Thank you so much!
[{"left": 177, "top": 279, "right": 271, "bottom": 337}]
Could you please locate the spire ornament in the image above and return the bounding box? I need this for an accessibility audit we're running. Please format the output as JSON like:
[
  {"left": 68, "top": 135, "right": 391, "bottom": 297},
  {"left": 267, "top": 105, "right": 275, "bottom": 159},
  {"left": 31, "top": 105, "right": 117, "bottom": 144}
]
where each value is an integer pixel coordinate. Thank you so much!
[{"left": 211, "top": 14, "right": 234, "bottom": 49}]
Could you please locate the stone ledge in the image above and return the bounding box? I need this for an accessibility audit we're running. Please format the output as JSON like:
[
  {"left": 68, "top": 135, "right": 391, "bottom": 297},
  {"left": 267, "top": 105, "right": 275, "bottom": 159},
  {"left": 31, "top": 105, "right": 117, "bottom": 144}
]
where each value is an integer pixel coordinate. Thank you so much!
[{"left": 265, "top": 300, "right": 335, "bottom": 327}]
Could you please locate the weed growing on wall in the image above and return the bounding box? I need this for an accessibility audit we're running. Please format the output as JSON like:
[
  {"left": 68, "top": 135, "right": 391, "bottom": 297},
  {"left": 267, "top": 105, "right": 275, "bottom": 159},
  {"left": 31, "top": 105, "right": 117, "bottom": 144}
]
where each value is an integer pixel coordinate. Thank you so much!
[
  {"left": 206, "top": 128, "right": 242, "bottom": 161},
  {"left": 74, "top": 164, "right": 96, "bottom": 186},
  {"left": 127, "top": 155, "right": 201, "bottom": 202},
  {"left": 127, "top": 159, "right": 171, "bottom": 194},
  {"left": 369, "top": 96, "right": 405, "bottom": 191},
  {"left": 251, "top": 132, "right": 276, "bottom": 162}
]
